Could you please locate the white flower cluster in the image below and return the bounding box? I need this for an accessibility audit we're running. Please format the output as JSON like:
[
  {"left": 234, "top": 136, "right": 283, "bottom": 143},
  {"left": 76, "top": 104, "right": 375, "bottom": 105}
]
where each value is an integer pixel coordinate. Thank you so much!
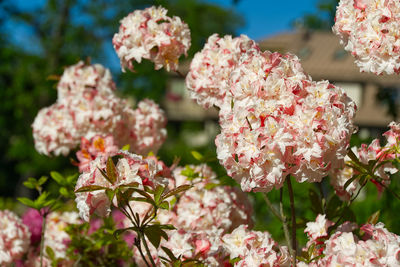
[
  {"left": 32, "top": 61, "right": 167, "bottom": 156},
  {"left": 304, "top": 222, "right": 400, "bottom": 266},
  {"left": 118, "top": 99, "right": 167, "bottom": 156},
  {"left": 222, "top": 225, "right": 290, "bottom": 267},
  {"left": 112, "top": 6, "right": 191, "bottom": 72},
  {"left": 186, "top": 34, "right": 258, "bottom": 108},
  {"left": 216, "top": 49, "right": 357, "bottom": 192},
  {"left": 0, "top": 210, "right": 30, "bottom": 266},
  {"left": 333, "top": 0, "right": 400, "bottom": 75}
]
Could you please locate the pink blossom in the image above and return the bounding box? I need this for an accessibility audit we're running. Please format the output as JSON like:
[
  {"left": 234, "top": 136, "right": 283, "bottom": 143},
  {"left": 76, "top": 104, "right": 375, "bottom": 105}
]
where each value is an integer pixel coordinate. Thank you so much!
[
  {"left": 75, "top": 151, "right": 170, "bottom": 221},
  {"left": 216, "top": 49, "right": 356, "bottom": 192},
  {"left": 333, "top": 0, "right": 400, "bottom": 75},
  {"left": 222, "top": 224, "right": 290, "bottom": 267},
  {"left": 112, "top": 6, "right": 190, "bottom": 72},
  {"left": 117, "top": 99, "right": 167, "bottom": 155},
  {"left": 0, "top": 210, "right": 31, "bottom": 265},
  {"left": 22, "top": 208, "right": 43, "bottom": 245},
  {"left": 186, "top": 34, "right": 258, "bottom": 108},
  {"left": 76, "top": 135, "right": 119, "bottom": 172}
]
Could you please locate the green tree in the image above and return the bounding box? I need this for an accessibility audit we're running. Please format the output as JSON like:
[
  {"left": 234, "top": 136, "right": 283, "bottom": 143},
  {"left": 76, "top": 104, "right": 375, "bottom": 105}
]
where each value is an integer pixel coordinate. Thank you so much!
[{"left": 0, "top": 0, "right": 244, "bottom": 197}]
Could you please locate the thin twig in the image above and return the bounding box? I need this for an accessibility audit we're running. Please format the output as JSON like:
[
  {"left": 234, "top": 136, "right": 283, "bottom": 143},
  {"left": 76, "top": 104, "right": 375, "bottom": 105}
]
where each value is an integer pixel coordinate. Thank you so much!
[
  {"left": 279, "top": 188, "right": 293, "bottom": 264},
  {"left": 286, "top": 176, "right": 297, "bottom": 266},
  {"left": 262, "top": 192, "right": 283, "bottom": 221}
]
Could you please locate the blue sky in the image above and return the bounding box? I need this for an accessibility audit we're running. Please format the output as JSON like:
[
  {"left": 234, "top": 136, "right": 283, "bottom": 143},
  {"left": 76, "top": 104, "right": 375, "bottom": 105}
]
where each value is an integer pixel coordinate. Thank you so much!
[{"left": 207, "top": 0, "right": 320, "bottom": 40}]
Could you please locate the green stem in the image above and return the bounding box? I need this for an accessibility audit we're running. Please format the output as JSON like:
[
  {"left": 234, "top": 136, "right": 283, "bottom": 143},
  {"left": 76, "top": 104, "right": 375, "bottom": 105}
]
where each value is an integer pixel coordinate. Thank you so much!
[
  {"left": 279, "top": 188, "right": 293, "bottom": 264},
  {"left": 140, "top": 231, "right": 157, "bottom": 267},
  {"left": 40, "top": 212, "right": 47, "bottom": 267},
  {"left": 286, "top": 176, "right": 297, "bottom": 266},
  {"left": 135, "top": 235, "right": 151, "bottom": 267}
]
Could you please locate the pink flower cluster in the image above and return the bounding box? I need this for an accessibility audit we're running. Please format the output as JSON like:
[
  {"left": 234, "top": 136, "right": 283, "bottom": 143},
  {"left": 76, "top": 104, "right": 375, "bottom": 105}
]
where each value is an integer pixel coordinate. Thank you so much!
[
  {"left": 0, "top": 210, "right": 31, "bottom": 266},
  {"left": 222, "top": 225, "right": 290, "bottom": 267},
  {"left": 333, "top": 0, "right": 400, "bottom": 75},
  {"left": 331, "top": 122, "right": 400, "bottom": 201},
  {"left": 173, "top": 165, "right": 253, "bottom": 233},
  {"left": 112, "top": 6, "right": 191, "bottom": 72},
  {"left": 75, "top": 151, "right": 170, "bottom": 221},
  {"left": 302, "top": 219, "right": 400, "bottom": 266},
  {"left": 32, "top": 61, "right": 167, "bottom": 157},
  {"left": 186, "top": 34, "right": 258, "bottom": 108},
  {"left": 216, "top": 49, "right": 357, "bottom": 192}
]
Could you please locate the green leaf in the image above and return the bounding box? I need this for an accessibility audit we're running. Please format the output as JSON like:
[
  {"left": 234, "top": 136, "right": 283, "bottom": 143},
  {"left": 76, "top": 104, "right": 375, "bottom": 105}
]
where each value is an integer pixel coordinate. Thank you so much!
[
  {"left": 23, "top": 177, "right": 37, "bottom": 189},
  {"left": 46, "top": 246, "right": 56, "bottom": 261},
  {"left": 66, "top": 173, "right": 78, "bottom": 184},
  {"left": 34, "top": 191, "right": 50, "bottom": 207},
  {"left": 17, "top": 197, "right": 36, "bottom": 209},
  {"left": 191, "top": 151, "right": 204, "bottom": 162},
  {"left": 144, "top": 225, "right": 168, "bottom": 248},
  {"left": 130, "top": 188, "right": 156, "bottom": 207},
  {"left": 204, "top": 183, "right": 219, "bottom": 190},
  {"left": 37, "top": 176, "right": 48, "bottom": 186},
  {"left": 309, "top": 188, "right": 323, "bottom": 215},
  {"left": 97, "top": 167, "right": 113, "bottom": 185},
  {"left": 50, "top": 171, "right": 64, "bottom": 185},
  {"left": 113, "top": 227, "right": 139, "bottom": 239},
  {"left": 343, "top": 174, "right": 358, "bottom": 190},
  {"left": 59, "top": 187, "right": 70, "bottom": 197},
  {"left": 159, "top": 201, "right": 169, "bottom": 210},
  {"left": 161, "top": 246, "right": 177, "bottom": 261},
  {"left": 163, "top": 185, "right": 192, "bottom": 200},
  {"left": 121, "top": 144, "right": 130, "bottom": 151},
  {"left": 326, "top": 195, "right": 343, "bottom": 219},
  {"left": 158, "top": 224, "right": 176, "bottom": 230},
  {"left": 106, "top": 157, "right": 117, "bottom": 184},
  {"left": 367, "top": 210, "right": 380, "bottom": 225},
  {"left": 154, "top": 185, "right": 165, "bottom": 205},
  {"left": 75, "top": 185, "right": 108, "bottom": 193}
]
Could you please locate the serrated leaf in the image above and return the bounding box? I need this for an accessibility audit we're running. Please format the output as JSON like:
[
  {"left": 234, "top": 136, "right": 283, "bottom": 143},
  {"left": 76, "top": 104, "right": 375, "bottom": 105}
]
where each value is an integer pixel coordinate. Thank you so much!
[
  {"left": 106, "top": 157, "right": 117, "bottom": 184},
  {"left": 50, "top": 171, "right": 64, "bottom": 185},
  {"left": 74, "top": 185, "right": 108, "bottom": 193},
  {"left": 367, "top": 210, "right": 380, "bottom": 225},
  {"left": 163, "top": 185, "right": 192, "bottom": 200},
  {"left": 17, "top": 197, "right": 37, "bottom": 209},
  {"left": 191, "top": 151, "right": 204, "bottom": 161}
]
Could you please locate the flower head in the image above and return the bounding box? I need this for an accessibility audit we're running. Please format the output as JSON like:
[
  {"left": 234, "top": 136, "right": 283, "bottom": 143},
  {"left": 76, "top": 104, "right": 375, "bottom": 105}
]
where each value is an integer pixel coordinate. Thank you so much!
[
  {"left": 113, "top": 6, "right": 191, "bottom": 72},
  {"left": 333, "top": 0, "right": 400, "bottom": 74}
]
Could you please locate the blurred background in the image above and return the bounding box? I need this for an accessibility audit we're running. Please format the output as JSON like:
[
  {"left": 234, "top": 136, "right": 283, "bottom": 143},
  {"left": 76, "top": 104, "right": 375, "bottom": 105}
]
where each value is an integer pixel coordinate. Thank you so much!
[{"left": 1, "top": 0, "right": 400, "bottom": 245}]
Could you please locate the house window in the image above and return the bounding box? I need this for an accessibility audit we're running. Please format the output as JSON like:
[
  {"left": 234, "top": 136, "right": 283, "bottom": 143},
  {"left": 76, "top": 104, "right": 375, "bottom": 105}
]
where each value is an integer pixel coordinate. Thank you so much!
[{"left": 335, "top": 82, "right": 362, "bottom": 108}]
